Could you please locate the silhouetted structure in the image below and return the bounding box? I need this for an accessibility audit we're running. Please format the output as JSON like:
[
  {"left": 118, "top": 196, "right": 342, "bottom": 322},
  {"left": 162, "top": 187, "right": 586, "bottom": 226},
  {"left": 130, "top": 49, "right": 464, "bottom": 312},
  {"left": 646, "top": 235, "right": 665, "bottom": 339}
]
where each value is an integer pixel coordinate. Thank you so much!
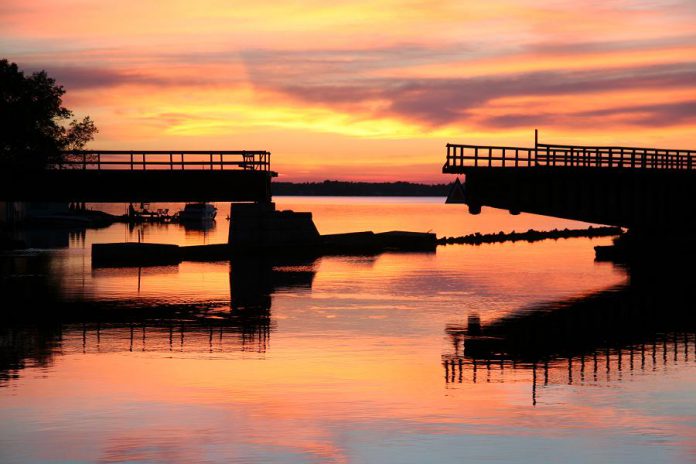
[
  {"left": 445, "top": 178, "right": 466, "bottom": 203},
  {"left": 0, "top": 150, "right": 274, "bottom": 202},
  {"left": 443, "top": 133, "right": 696, "bottom": 238}
]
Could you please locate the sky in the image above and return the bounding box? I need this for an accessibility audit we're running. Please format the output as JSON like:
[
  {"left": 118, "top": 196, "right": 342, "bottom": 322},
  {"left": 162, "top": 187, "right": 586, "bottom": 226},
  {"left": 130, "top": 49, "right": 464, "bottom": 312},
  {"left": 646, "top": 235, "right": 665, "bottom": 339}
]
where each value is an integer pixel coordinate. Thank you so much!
[{"left": 2, "top": 0, "right": 696, "bottom": 182}]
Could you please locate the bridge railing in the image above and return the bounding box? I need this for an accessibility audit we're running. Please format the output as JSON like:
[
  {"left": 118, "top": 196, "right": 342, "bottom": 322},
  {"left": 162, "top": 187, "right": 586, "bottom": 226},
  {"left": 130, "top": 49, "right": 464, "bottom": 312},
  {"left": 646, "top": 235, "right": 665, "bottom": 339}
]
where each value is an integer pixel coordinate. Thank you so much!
[
  {"left": 51, "top": 150, "right": 272, "bottom": 172},
  {"left": 444, "top": 142, "right": 696, "bottom": 171},
  {"left": 445, "top": 144, "right": 536, "bottom": 169}
]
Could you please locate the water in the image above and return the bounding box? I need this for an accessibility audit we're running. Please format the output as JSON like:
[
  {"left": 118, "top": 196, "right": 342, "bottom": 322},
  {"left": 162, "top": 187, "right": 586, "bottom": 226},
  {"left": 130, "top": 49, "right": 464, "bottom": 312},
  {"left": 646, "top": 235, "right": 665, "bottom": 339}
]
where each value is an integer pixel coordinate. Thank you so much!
[{"left": 1, "top": 197, "right": 695, "bottom": 463}]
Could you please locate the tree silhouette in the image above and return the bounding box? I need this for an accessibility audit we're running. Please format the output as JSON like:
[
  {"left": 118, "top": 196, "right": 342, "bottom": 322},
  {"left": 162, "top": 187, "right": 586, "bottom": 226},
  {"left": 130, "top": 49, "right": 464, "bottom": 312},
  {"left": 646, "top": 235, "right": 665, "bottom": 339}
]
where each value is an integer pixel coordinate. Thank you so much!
[{"left": 0, "top": 59, "right": 98, "bottom": 169}]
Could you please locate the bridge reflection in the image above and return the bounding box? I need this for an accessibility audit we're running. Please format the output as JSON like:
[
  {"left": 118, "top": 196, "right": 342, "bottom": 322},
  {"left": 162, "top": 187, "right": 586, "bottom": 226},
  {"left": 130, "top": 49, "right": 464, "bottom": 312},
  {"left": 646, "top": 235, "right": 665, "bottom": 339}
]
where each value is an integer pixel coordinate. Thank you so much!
[
  {"left": 442, "top": 264, "right": 696, "bottom": 403},
  {"left": 0, "top": 255, "right": 316, "bottom": 385}
]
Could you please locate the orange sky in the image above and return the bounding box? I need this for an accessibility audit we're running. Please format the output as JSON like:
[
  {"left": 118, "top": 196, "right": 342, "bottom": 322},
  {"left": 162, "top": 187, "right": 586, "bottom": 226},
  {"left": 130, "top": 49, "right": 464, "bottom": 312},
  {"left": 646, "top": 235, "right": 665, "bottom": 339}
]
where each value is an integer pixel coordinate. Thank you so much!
[{"left": 2, "top": 0, "right": 696, "bottom": 182}]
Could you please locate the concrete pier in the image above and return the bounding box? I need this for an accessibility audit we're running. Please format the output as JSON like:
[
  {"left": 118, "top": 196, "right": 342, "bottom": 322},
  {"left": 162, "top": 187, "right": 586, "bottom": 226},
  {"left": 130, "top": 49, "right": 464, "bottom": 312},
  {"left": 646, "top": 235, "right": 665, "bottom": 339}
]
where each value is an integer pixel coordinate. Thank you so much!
[{"left": 228, "top": 202, "right": 320, "bottom": 250}]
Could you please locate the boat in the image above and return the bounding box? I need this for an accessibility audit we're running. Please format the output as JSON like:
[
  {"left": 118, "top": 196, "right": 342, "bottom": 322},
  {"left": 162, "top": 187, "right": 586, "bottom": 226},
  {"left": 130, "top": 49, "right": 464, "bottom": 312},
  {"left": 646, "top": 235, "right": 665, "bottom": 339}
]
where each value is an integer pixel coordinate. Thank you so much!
[
  {"left": 176, "top": 202, "right": 217, "bottom": 222},
  {"left": 126, "top": 202, "right": 172, "bottom": 223}
]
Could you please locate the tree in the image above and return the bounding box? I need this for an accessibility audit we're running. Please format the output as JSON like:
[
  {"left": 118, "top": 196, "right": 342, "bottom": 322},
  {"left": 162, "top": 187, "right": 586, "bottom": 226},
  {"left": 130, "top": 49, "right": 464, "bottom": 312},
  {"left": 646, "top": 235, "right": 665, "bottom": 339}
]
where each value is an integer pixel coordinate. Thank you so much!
[{"left": 0, "top": 59, "right": 98, "bottom": 169}]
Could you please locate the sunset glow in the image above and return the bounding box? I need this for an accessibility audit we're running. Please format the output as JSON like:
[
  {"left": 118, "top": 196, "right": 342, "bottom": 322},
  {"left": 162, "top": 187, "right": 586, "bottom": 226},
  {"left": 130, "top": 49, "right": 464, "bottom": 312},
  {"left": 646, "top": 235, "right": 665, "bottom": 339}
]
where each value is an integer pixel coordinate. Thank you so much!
[{"left": 3, "top": 1, "right": 695, "bottom": 181}]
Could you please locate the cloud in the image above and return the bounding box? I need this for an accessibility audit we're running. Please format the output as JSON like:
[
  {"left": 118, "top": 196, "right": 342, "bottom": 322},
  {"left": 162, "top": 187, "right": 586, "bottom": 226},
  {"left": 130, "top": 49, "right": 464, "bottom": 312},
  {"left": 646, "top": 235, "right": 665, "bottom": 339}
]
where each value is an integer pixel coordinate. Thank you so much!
[
  {"left": 580, "top": 100, "right": 696, "bottom": 127},
  {"left": 524, "top": 34, "right": 696, "bottom": 56},
  {"left": 22, "top": 65, "right": 224, "bottom": 91},
  {"left": 246, "top": 59, "right": 696, "bottom": 126},
  {"left": 479, "top": 100, "right": 696, "bottom": 129},
  {"left": 20, "top": 45, "right": 696, "bottom": 137},
  {"left": 25, "top": 66, "right": 164, "bottom": 90},
  {"left": 241, "top": 45, "right": 474, "bottom": 81}
]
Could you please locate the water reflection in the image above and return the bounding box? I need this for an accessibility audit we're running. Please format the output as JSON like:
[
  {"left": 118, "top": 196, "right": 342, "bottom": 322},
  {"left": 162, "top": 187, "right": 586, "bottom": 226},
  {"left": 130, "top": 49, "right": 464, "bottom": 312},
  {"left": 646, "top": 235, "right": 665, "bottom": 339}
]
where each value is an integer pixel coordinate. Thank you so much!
[
  {"left": 10, "top": 200, "right": 691, "bottom": 462},
  {"left": 0, "top": 254, "right": 317, "bottom": 386},
  {"left": 180, "top": 219, "right": 217, "bottom": 232},
  {"left": 443, "top": 263, "right": 696, "bottom": 404},
  {"left": 230, "top": 256, "right": 316, "bottom": 310},
  {"left": 11, "top": 226, "right": 88, "bottom": 249}
]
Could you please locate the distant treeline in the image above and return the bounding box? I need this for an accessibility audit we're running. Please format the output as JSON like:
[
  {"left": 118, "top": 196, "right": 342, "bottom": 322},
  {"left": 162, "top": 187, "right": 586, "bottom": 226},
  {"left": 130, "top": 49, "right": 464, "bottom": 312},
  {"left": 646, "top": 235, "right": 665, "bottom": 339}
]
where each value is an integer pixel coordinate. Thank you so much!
[{"left": 272, "top": 180, "right": 450, "bottom": 196}]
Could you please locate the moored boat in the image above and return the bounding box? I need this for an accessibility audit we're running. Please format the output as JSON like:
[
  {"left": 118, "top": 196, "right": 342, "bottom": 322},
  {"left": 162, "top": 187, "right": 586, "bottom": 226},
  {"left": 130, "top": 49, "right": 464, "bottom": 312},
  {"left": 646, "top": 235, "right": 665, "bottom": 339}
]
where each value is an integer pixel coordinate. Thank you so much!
[{"left": 176, "top": 202, "right": 217, "bottom": 222}]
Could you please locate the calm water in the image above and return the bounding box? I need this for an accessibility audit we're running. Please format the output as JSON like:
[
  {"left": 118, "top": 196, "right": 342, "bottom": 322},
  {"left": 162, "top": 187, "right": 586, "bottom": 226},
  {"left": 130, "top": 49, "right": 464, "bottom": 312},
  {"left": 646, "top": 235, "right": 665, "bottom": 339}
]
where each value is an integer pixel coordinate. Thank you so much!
[{"left": 1, "top": 197, "right": 695, "bottom": 463}]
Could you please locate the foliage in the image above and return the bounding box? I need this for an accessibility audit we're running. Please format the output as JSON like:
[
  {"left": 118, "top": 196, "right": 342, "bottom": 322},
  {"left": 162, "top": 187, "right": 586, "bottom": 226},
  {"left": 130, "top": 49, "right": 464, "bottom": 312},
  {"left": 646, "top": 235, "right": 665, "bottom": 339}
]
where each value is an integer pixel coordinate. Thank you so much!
[
  {"left": 0, "top": 59, "right": 98, "bottom": 169},
  {"left": 271, "top": 180, "right": 450, "bottom": 196}
]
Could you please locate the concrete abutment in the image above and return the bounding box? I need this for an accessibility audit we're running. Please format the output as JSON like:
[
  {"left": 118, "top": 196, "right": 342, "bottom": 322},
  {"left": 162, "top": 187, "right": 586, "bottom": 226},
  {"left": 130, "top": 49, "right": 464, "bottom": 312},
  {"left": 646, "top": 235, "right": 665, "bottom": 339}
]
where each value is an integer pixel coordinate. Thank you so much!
[{"left": 228, "top": 202, "right": 320, "bottom": 250}]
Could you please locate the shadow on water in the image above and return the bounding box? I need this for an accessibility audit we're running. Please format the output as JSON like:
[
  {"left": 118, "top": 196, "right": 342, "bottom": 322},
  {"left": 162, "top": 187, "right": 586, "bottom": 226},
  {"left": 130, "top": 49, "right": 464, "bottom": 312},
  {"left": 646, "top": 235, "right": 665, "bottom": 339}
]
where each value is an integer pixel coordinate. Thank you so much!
[
  {"left": 443, "top": 262, "right": 696, "bottom": 404},
  {"left": 0, "top": 253, "right": 316, "bottom": 386}
]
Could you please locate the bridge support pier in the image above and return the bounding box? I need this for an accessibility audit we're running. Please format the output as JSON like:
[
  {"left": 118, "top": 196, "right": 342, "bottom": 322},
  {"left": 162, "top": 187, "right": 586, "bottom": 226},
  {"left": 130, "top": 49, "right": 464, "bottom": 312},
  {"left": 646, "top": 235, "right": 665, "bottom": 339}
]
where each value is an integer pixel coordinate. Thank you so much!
[{"left": 227, "top": 202, "right": 320, "bottom": 251}]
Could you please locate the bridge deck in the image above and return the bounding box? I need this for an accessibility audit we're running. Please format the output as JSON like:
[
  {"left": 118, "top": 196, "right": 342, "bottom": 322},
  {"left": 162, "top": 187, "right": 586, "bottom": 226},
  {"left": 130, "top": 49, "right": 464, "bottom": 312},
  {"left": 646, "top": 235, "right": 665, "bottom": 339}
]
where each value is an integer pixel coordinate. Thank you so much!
[
  {"left": 442, "top": 139, "right": 696, "bottom": 231},
  {"left": 0, "top": 150, "right": 276, "bottom": 202},
  {"left": 444, "top": 142, "right": 696, "bottom": 172}
]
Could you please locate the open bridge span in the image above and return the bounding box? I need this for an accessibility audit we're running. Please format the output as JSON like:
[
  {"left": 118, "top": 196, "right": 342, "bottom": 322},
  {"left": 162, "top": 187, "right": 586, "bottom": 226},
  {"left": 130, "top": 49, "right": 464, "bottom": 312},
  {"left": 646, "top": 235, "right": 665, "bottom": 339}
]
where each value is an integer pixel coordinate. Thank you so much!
[
  {"left": 443, "top": 134, "right": 696, "bottom": 232},
  {"left": 0, "top": 150, "right": 275, "bottom": 203}
]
